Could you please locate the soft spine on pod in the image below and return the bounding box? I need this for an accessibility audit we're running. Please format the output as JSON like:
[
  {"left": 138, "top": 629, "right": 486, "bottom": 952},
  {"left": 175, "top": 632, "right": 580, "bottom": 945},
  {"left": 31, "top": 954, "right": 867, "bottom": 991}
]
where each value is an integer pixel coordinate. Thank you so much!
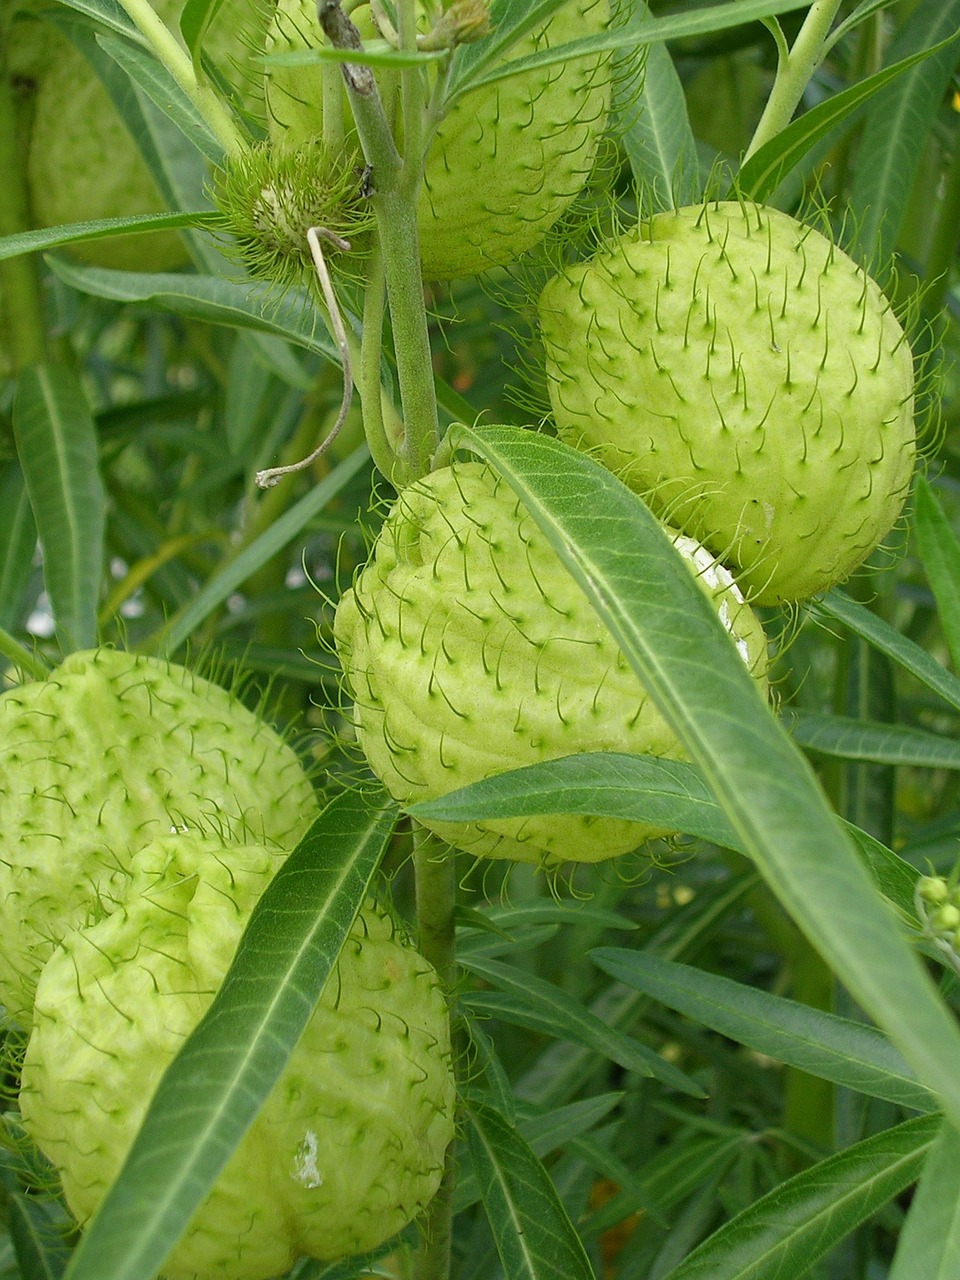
[
  {"left": 334, "top": 460, "right": 769, "bottom": 866},
  {"left": 538, "top": 201, "right": 917, "bottom": 604},
  {"left": 0, "top": 648, "right": 319, "bottom": 1025},
  {"left": 262, "top": 0, "right": 614, "bottom": 281},
  {"left": 19, "top": 833, "right": 456, "bottom": 1280}
]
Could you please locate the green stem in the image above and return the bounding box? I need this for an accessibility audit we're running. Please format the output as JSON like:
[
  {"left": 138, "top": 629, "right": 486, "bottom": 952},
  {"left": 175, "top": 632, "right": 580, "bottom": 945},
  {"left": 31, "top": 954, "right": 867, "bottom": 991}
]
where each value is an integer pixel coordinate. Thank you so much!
[
  {"left": 114, "top": 0, "right": 246, "bottom": 156},
  {"left": 320, "top": 0, "right": 440, "bottom": 483},
  {"left": 412, "top": 829, "right": 458, "bottom": 1280},
  {"left": 0, "top": 625, "right": 51, "bottom": 681},
  {"left": 744, "top": 0, "right": 846, "bottom": 160},
  {"left": 0, "top": 17, "right": 48, "bottom": 369},
  {"left": 359, "top": 244, "right": 405, "bottom": 482}
]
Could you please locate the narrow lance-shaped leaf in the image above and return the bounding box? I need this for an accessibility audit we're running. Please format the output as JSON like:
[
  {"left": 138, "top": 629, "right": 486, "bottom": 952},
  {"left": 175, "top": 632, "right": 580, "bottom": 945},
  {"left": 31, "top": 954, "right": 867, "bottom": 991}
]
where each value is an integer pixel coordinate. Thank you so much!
[
  {"left": 62, "top": 787, "right": 399, "bottom": 1280},
  {"left": 460, "top": 952, "right": 705, "bottom": 1096},
  {"left": 818, "top": 589, "right": 960, "bottom": 714},
  {"left": 591, "top": 951, "right": 937, "bottom": 1113},
  {"left": 12, "top": 365, "right": 105, "bottom": 653},
  {"left": 619, "top": 41, "right": 700, "bottom": 212},
  {"left": 735, "top": 37, "right": 957, "bottom": 203},
  {"left": 889, "top": 1120, "right": 960, "bottom": 1280},
  {"left": 913, "top": 474, "right": 960, "bottom": 672},
  {"left": 466, "top": 1098, "right": 596, "bottom": 1280},
  {"left": 450, "top": 423, "right": 960, "bottom": 1131},
  {"left": 0, "top": 464, "right": 37, "bottom": 631},
  {"left": 661, "top": 1115, "right": 941, "bottom": 1280}
]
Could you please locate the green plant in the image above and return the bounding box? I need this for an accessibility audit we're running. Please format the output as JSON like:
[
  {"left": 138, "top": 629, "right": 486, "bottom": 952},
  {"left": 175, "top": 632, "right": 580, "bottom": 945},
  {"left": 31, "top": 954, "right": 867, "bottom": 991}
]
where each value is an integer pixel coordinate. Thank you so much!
[{"left": 1, "top": 0, "right": 960, "bottom": 1279}]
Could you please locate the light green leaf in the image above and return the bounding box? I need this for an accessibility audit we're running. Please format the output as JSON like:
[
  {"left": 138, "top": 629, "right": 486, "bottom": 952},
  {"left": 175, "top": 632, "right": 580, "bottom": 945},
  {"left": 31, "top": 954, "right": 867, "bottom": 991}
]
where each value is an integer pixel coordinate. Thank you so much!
[
  {"left": 590, "top": 952, "right": 937, "bottom": 1113},
  {"left": 0, "top": 213, "right": 220, "bottom": 263},
  {"left": 62, "top": 788, "right": 398, "bottom": 1280},
  {"left": 889, "top": 1120, "right": 960, "bottom": 1280},
  {"left": 619, "top": 41, "right": 701, "bottom": 211},
  {"left": 466, "top": 1099, "right": 596, "bottom": 1280},
  {"left": 97, "top": 31, "right": 224, "bottom": 164},
  {"left": 449, "top": 0, "right": 812, "bottom": 99},
  {"left": 46, "top": 256, "right": 341, "bottom": 365},
  {"left": 788, "top": 711, "right": 960, "bottom": 769},
  {"left": 735, "top": 38, "right": 956, "bottom": 203},
  {"left": 450, "top": 423, "right": 960, "bottom": 1131},
  {"left": 12, "top": 366, "right": 105, "bottom": 653},
  {"left": 913, "top": 475, "right": 960, "bottom": 671},
  {"left": 848, "top": 0, "right": 960, "bottom": 264},
  {"left": 661, "top": 1115, "right": 941, "bottom": 1280},
  {"left": 817, "top": 590, "right": 960, "bottom": 715},
  {"left": 459, "top": 953, "right": 704, "bottom": 1096}
]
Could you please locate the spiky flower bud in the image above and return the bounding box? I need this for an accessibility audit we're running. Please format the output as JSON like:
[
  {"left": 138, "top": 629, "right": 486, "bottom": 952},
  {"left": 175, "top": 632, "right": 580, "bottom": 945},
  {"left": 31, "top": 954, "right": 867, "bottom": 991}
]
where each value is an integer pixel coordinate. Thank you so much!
[
  {"left": 265, "top": 0, "right": 613, "bottom": 280},
  {"left": 0, "top": 649, "right": 318, "bottom": 1024},
  {"left": 213, "top": 141, "right": 374, "bottom": 288},
  {"left": 538, "top": 201, "right": 917, "bottom": 603},
  {"left": 19, "top": 833, "right": 455, "bottom": 1279},
  {"left": 334, "top": 461, "right": 768, "bottom": 866}
]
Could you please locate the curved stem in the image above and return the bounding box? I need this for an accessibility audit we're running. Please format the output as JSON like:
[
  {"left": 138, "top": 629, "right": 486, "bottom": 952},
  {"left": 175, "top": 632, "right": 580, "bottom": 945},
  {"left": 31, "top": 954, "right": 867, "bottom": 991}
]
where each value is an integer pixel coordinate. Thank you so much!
[
  {"left": 744, "top": 0, "right": 845, "bottom": 160},
  {"left": 114, "top": 0, "right": 246, "bottom": 156}
]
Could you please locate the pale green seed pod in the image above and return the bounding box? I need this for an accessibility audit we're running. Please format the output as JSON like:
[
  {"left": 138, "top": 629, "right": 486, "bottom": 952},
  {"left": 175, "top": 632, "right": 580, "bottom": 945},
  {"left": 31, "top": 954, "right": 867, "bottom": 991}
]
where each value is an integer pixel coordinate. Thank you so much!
[
  {"left": 538, "top": 202, "right": 917, "bottom": 604},
  {"left": 0, "top": 649, "right": 319, "bottom": 1025},
  {"left": 264, "top": 0, "right": 613, "bottom": 281},
  {"left": 19, "top": 833, "right": 455, "bottom": 1279},
  {"left": 334, "top": 461, "right": 768, "bottom": 866}
]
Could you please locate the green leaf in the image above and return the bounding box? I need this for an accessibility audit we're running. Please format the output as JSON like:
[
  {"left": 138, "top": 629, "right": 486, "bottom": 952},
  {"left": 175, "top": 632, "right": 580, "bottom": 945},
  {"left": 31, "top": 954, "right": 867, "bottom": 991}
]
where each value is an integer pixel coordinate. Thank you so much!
[
  {"left": 848, "top": 0, "right": 960, "bottom": 265},
  {"left": 618, "top": 41, "right": 701, "bottom": 212},
  {"left": 8, "top": 1193, "right": 71, "bottom": 1280},
  {"left": 450, "top": 423, "right": 960, "bottom": 1131},
  {"left": 455, "top": 1094, "right": 623, "bottom": 1213},
  {"left": 51, "top": 0, "right": 138, "bottom": 41},
  {"left": 661, "top": 1115, "right": 941, "bottom": 1280},
  {"left": 450, "top": 0, "right": 812, "bottom": 98},
  {"left": 154, "top": 443, "right": 369, "bottom": 656},
  {"left": 96, "top": 30, "right": 224, "bottom": 164},
  {"left": 735, "top": 37, "right": 957, "bottom": 203},
  {"left": 788, "top": 711, "right": 960, "bottom": 769},
  {"left": 12, "top": 365, "right": 105, "bottom": 653},
  {"left": 179, "top": 0, "right": 225, "bottom": 66},
  {"left": 913, "top": 475, "right": 960, "bottom": 671},
  {"left": 0, "top": 213, "right": 220, "bottom": 263},
  {"left": 61, "top": 788, "right": 398, "bottom": 1280},
  {"left": 889, "top": 1120, "right": 960, "bottom": 1280},
  {"left": 46, "top": 257, "right": 341, "bottom": 364},
  {"left": 459, "top": 953, "right": 705, "bottom": 1096},
  {"left": 590, "top": 952, "right": 937, "bottom": 1113},
  {"left": 411, "top": 751, "right": 740, "bottom": 848},
  {"left": 465, "top": 1099, "right": 596, "bottom": 1280},
  {"left": 817, "top": 590, "right": 960, "bottom": 715},
  {"left": 412, "top": 751, "right": 921, "bottom": 920},
  {"left": 0, "top": 464, "right": 37, "bottom": 631}
]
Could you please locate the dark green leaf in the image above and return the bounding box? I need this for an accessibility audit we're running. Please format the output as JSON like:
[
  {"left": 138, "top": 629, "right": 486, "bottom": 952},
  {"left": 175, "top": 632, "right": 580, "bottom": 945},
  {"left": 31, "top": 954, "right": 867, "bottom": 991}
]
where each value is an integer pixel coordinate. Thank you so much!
[
  {"left": 12, "top": 365, "right": 105, "bottom": 653},
  {"left": 591, "top": 952, "right": 937, "bottom": 1113},
  {"left": 913, "top": 475, "right": 960, "bottom": 672},
  {"left": 661, "top": 1115, "right": 941, "bottom": 1280},
  {"left": 62, "top": 788, "right": 398, "bottom": 1280},
  {"left": 465, "top": 1099, "right": 596, "bottom": 1280}
]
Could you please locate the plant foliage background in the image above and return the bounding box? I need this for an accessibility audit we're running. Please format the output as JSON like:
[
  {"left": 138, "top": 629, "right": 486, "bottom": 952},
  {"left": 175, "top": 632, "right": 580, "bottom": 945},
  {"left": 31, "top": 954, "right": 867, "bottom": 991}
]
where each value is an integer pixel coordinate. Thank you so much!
[{"left": 1, "top": 0, "right": 960, "bottom": 1278}]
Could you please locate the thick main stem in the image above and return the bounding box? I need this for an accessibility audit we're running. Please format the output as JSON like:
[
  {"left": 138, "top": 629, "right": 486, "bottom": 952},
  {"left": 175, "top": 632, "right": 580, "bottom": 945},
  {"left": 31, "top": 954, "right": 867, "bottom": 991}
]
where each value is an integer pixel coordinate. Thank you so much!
[
  {"left": 744, "top": 0, "right": 846, "bottom": 160},
  {"left": 319, "top": 0, "right": 440, "bottom": 483}
]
